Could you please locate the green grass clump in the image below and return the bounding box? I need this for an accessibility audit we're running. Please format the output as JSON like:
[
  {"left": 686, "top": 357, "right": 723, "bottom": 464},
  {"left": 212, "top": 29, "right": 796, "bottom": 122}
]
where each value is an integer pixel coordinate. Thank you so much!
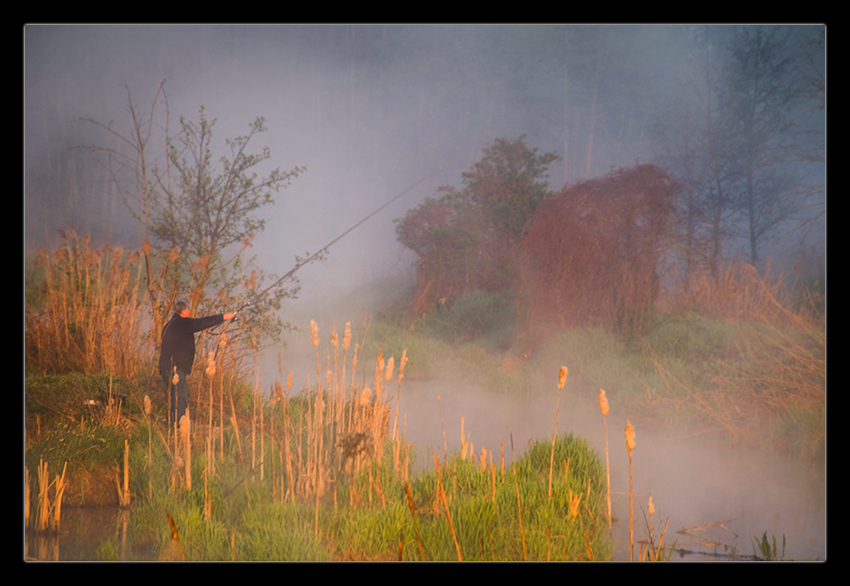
[
  {"left": 415, "top": 290, "right": 517, "bottom": 351},
  {"left": 531, "top": 327, "right": 638, "bottom": 393},
  {"left": 644, "top": 312, "right": 738, "bottom": 360}
]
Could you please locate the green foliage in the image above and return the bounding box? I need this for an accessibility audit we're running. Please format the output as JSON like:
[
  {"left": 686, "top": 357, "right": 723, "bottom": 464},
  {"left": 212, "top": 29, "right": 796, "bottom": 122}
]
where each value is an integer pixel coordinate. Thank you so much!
[
  {"left": 644, "top": 312, "right": 738, "bottom": 360},
  {"left": 94, "top": 538, "right": 122, "bottom": 561},
  {"left": 237, "top": 504, "right": 335, "bottom": 561},
  {"left": 752, "top": 532, "right": 785, "bottom": 561},
  {"left": 151, "top": 106, "right": 307, "bottom": 344},
  {"left": 417, "top": 289, "right": 517, "bottom": 349},
  {"left": 531, "top": 327, "right": 637, "bottom": 394},
  {"left": 359, "top": 318, "right": 454, "bottom": 380},
  {"left": 396, "top": 136, "right": 559, "bottom": 314}
]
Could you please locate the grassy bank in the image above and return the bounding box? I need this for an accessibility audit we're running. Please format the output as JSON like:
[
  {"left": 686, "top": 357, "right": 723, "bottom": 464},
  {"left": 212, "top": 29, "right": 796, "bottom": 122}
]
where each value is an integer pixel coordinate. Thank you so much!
[{"left": 25, "top": 335, "right": 614, "bottom": 561}]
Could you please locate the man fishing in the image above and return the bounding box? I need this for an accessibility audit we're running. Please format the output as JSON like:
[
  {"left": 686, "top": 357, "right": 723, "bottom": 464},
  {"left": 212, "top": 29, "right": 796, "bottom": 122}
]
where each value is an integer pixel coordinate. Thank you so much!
[{"left": 159, "top": 301, "right": 236, "bottom": 425}]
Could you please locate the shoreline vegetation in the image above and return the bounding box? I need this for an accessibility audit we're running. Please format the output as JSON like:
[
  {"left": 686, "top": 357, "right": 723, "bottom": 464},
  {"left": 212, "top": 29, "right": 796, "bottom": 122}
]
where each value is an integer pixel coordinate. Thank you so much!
[{"left": 24, "top": 235, "right": 823, "bottom": 561}]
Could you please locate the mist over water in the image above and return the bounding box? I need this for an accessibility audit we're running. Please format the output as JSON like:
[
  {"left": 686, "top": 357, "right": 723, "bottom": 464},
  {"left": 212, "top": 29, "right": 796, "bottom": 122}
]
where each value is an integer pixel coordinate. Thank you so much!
[
  {"left": 275, "top": 319, "right": 825, "bottom": 562},
  {"left": 407, "top": 383, "right": 824, "bottom": 561}
]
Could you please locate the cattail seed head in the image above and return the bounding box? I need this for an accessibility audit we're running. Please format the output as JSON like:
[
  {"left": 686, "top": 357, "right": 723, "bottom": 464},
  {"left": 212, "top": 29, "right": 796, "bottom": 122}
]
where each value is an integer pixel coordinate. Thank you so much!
[
  {"left": 179, "top": 414, "right": 190, "bottom": 440},
  {"left": 172, "top": 367, "right": 180, "bottom": 386},
  {"left": 360, "top": 387, "right": 371, "bottom": 407},
  {"left": 399, "top": 348, "right": 408, "bottom": 380},
  {"left": 648, "top": 494, "right": 655, "bottom": 516},
  {"left": 343, "top": 322, "right": 351, "bottom": 351},
  {"left": 275, "top": 380, "right": 284, "bottom": 403},
  {"left": 286, "top": 368, "right": 293, "bottom": 392},
  {"left": 144, "top": 395, "right": 151, "bottom": 415},
  {"left": 331, "top": 326, "right": 339, "bottom": 349},
  {"left": 385, "top": 356, "right": 395, "bottom": 381},
  {"left": 376, "top": 350, "right": 384, "bottom": 395},
  {"left": 599, "top": 389, "right": 609, "bottom": 416},
  {"left": 558, "top": 366, "right": 568, "bottom": 390},
  {"left": 310, "top": 320, "right": 319, "bottom": 348},
  {"left": 625, "top": 419, "right": 635, "bottom": 452},
  {"left": 219, "top": 331, "right": 227, "bottom": 349},
  {"left": 205, "top": 351, "right": 216, "bottom": 376}
]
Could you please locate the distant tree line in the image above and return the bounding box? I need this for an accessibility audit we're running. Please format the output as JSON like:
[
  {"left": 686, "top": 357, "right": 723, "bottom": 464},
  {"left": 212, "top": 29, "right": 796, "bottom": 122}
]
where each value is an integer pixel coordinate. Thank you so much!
[{"left": 26, "top": 25, "right": 823, "bottom": 273}]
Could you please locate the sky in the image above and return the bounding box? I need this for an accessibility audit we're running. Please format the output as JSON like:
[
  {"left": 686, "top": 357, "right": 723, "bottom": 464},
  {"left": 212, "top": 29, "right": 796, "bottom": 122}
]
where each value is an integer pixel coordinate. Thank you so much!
[
  {"left": 24, "top": 25, "right": 824, "bottom": 296},
  {"left": 24, "top": 25, "right": 692, "bottom": 294}
]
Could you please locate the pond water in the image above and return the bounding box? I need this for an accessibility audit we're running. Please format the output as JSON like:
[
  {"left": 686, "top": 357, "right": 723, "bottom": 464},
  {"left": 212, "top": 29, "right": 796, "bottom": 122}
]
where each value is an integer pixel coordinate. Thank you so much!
[{"left": 396, "top": 378, "right": 826, "bottom": 561}]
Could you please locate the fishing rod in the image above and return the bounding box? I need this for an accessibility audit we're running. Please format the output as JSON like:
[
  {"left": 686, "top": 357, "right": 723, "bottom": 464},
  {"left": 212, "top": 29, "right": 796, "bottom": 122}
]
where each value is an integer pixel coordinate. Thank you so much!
[{"left": 233, "top": 166, "right": 441, "bottom": 316}]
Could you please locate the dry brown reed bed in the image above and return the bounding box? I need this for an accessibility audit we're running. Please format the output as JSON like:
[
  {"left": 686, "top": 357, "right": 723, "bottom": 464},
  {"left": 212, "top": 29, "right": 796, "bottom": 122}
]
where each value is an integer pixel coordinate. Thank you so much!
[
  {"left": 26, "top": 459, "right": 68, "bottom": 534},
  {"left": 647, "top": 259, "right": 824, "bottom": 450},
  {"left": 26, "top": 231, "right": 150, "bottom": 378},
  {"left": 171, "top": 320, "right": 414, "bottom": 512},
  {"left": 659, "top": 257, "right": 816, "bottom": 326}
]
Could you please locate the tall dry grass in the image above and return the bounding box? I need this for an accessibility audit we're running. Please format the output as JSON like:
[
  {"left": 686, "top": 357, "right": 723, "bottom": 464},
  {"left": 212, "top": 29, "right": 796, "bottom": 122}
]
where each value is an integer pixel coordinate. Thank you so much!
[
  {"left": 249, "top": 321, "right": 412, "bottom": 510},
  {"left": 26, "top": 231, "right": 151, "bottom": 377},
  {"left": 660, "top": 257, "right": 815, "bottom": 325},
  {"left": 651, "top": 258, "right": 825, "bottom": 452}
]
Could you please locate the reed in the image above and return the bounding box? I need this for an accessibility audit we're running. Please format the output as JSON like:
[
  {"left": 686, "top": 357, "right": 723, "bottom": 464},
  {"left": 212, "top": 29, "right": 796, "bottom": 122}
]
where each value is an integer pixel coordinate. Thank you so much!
[
  {"left": 598, "top": 389, "right": 611, "bottom": 531},
  {"left": 181, "top": 414, "right": 191, "bottom": 490},
  {"left": 25, "top": 232, "right": 153, "bottom": 378},
  {"left": 625, "top": 419, "right": 635, "bottom": 560},
  {"left": 31, "top": 458, "right": 68, "bottom": 533},
  {"left": 116, "top": 439, "right": 131, "bottom": 507},
  {"left": 513, "top": 465, "right": 527, "bottom": 561},
  {"left": 549, "top": 367, "right": 568, "bottom": 501}
]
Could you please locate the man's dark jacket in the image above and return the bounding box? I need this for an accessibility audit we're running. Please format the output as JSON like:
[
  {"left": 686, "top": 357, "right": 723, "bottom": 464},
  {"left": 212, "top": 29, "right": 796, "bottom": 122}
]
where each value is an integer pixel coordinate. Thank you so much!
[{"left": 158, "top": 314, "right": 224, "bottom": 379}]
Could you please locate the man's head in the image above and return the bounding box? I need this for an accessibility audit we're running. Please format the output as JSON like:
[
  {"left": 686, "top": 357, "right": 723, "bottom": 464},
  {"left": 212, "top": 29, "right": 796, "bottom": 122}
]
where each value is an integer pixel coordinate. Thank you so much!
[{"left": 173, "top": 301, "right": 190, "bottom": 318}]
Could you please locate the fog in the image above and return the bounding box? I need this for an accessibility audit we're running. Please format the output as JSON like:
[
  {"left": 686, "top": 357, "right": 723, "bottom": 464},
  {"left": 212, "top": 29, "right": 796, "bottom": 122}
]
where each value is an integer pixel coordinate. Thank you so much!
[{"left": 24, "top": 24, "right": 825, "bottom": 561}]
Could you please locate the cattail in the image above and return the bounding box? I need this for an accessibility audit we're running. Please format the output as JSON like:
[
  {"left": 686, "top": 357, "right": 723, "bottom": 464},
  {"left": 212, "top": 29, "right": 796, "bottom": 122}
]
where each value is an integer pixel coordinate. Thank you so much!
[
  {"left": 331, "top": 326, "right": 339, "bottom": 349},
  {"left": 558, "top": 366, "right": 568, "bottom": 390},
  {"left": 648, "top": 494, "right": 655, "bottom": 516},
  {"left": 385, "top": 356, "right": 395, "bottom": 381},
  {"left": 180, "top": 414, "right": 191, "bottom": 489},
  {"left": 286, "top": 369, "right": 293, "bottom": 393},
  {"left": 343, "top": 322, "right": 351, "bottom": 351},
  {"left": 275, "top": 380, "right": 284, "bottom": 403},
  {"left": 600, "top": 388, "right": 612, "bottom": 531},
  {"left": 144, "top": 395, "right": 152, "bottom": 415},
  {"left": 360, "top": 387, "right": 371, "bottom": 407},
  {"left": 626, "top": 418, "right": 635, "bottom": 560},
  {"left": 310, "top": 320, "right": 319, "bottom": 348},
  {"left": 172, "top": 367, "right": 180, "bottom": 386},
  {"left": 206, "top": 351, "right": 216, "bottom": 376},
  {"left": 180, "top": 414, "right": 190, "bottom": 441},
  {"left": 376, "top": 350, "right": 384, "bottom": 397},
  {"left": 219, "top": 331, "right": 227, "bottom": 349},
  {"left": 399, "top": 349, "right": 408, "bottom": 381}
]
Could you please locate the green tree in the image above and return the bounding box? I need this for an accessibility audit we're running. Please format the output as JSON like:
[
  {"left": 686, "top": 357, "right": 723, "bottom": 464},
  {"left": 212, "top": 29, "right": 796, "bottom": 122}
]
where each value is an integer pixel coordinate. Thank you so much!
[
  {"left": 148, "top": 106, "right": 306, "bottom": 349},
  {"left": 80, "top": 84, "right": 309, "bottom": 361},
  {"left": 396, "top": 136, "right": 558, "bottom": 317}
]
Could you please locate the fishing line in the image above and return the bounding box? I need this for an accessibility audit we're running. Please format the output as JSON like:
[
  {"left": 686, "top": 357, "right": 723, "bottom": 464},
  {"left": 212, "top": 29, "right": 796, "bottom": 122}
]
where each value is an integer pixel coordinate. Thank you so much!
[{"left": 235, "top": 166, "right": 441, "bottom": 314}]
